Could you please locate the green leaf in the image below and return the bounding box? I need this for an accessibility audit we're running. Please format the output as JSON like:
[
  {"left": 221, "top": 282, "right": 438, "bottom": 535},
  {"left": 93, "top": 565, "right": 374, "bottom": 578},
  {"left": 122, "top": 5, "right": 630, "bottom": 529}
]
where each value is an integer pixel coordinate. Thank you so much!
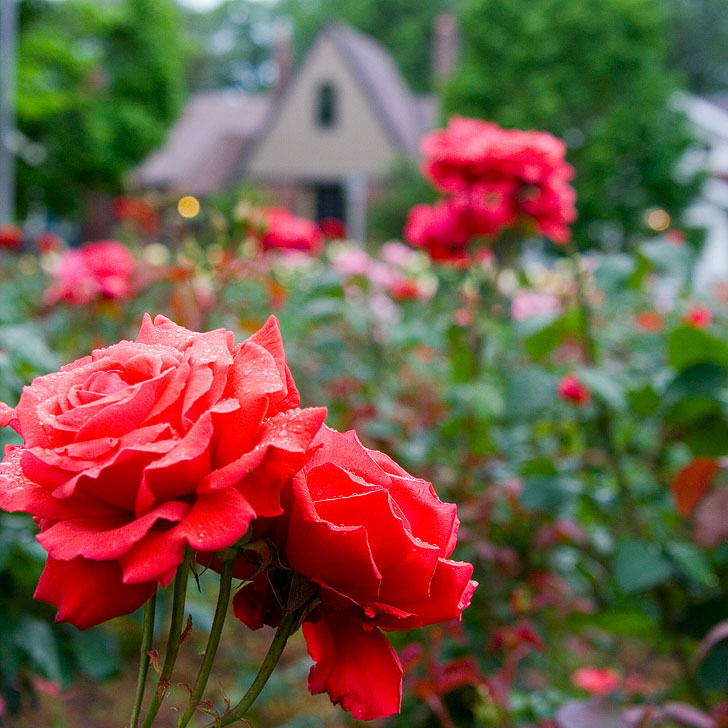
[
  {"left": 686, "top": 416, "right": 728, "bottom": 457},
  {"left": 71, "top": 629, "right": 120, "bottom": 681},
  {"left": 668, "top": 326, "right": 728, "bottom": 371},
  {"left": 505, "top": 369, "right": 556, "bottom": 420},
  {"left": 594, "top": 254, "right": 635, "bottom": 296},
  {"left": 667, "top": 542, "right": 717, "bottom": 588},
  {"left": 628, "top": 385, "right": 661, "bottom": 416},
  {"left": 614, "top": 540, "right": 673, "bottom": 593},
  {"left": 576, "top": 367, "right": 626, "bottom": 410},
  {"left": 520, "top": 476, "right": 580, "bottom": 512},
  {"left": 664, "top": 363, "right": 726, "bottom": 404},
  {"left": 524, "top": 320, "right": 563, "bottom": 360},
  {"left": 13, "top": 617, "right": 63, "bottom": 682}
]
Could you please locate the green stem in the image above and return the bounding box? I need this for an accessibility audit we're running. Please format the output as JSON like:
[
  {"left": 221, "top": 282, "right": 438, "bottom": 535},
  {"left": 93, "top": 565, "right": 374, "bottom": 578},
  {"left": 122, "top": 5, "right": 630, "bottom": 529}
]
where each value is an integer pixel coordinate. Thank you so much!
[
  {"left": 205, "top": 610, "right": 300, "bottom": 728},
  {"left": 140, "top": 548, "right": 193, "bottom": 728},
  {"left": 177, "top": 553, "right": 236, "bottom": 728},
  {"left": 129, "top": 592, "right": 157, "bottom": 728}
]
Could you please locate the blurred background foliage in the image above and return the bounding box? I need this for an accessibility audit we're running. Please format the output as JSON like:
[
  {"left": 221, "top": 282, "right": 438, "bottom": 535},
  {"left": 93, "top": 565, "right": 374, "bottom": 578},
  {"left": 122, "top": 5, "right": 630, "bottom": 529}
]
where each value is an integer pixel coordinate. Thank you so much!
[{"left": 13, "top": 0, "right": 728, "bottom": 247}]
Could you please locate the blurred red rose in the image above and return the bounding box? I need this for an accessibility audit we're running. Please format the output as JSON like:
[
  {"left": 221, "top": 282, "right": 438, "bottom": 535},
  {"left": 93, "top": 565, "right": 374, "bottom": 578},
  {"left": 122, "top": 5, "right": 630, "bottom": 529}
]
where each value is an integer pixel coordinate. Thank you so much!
[
  {"left": 635, "top": 310, "right": 663, "bottom": 332},
  {"left": 254, "top": 208, "right": 322, "bottom": 254},
  {"left": 36, "top": 232, "right": 65, "bottom": 254},
  {"left": 111, "top": 196, "right": 160, "bottom": 237},
  {"left": 683, "top": 304, "right": 712, "bottom": 329},
  {"left": 558, "top": 372, "right": 591, "bottom": 406},
  {"left": 417, "top": 117, "right": 576, "bottom": 246},
  {"left": 572, "top": 667, "right": 621, "bottom": 695},
  {"left": 233, "top": 425, "right": 476, "bottom": 720},
  {"left": 44, "top": 240, "right": 136, "bottom": 306},
  {"left": 319, "top": 217, "right": 347, "bottom": 240},
  {"left": 0, "top": 315, "right": 326, "bottom": 628},
  {"left": 0, "top": 224, "right": 23, "bottom": 249},
  {"left": 404, "top": 198, "right": 472, "bottom": 262}
]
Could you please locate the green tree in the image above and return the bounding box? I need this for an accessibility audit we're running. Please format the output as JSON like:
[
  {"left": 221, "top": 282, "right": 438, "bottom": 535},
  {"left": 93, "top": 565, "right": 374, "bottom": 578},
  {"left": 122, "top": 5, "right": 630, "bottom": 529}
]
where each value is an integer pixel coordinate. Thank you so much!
[
  {"left": 665, "top": 0, "right": 728, "bottom": 93},
  {"left": 183, "top": 0, "right": 278, "bottom": 92},
  {"left": 275, "top": 0, "right": 459, "bottom": 93},
  {"left": 16, "top": 0, "right": 185, "bottom": 219},
  {"left": 445, "top": 0, "right": 700, "bottom": 248}
]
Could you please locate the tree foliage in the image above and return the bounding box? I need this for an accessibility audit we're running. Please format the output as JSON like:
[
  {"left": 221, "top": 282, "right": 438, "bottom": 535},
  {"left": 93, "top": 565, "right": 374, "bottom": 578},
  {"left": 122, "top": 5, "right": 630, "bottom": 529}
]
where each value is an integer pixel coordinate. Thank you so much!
[
  {"left": 16, "top": 0, "right": 185, "bottom": 218},
  {"left": 444, "top": 0, "right": 701, "bottom": 248},
  {"left": 274, "top": 0, "right": 459, "bottom": 93},
  {"left": 665, "top": 0, "right": 728, "bottom": 93},
  {"left": 183, "top": 0, "right": 279, "bottom": 92}
]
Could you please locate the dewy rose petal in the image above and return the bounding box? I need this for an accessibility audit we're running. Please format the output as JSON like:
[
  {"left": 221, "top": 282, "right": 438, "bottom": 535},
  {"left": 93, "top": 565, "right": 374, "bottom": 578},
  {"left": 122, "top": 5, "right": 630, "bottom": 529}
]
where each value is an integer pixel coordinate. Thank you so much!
[
  {"left": 233, "top": 425, "right": 477, "bottom": 720},
  {"left": 0, "top": 314, "right": 326, "bottom": 629}
]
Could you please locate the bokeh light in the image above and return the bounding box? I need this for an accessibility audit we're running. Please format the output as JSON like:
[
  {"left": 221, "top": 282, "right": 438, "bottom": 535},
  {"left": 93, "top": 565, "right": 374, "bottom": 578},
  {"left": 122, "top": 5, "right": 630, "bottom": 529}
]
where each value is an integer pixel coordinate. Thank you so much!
[{"left": 177, "top": 195, "right": 201, "bottom": 218}]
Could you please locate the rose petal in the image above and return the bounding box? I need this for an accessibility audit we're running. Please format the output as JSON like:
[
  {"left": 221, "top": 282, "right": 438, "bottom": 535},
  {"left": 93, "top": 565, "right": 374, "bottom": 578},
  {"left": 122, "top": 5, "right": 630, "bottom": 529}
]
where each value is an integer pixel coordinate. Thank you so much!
[
  {"left": 0, "top": 402, "right": 19, "bottom": 433},
  {"left": 232, "top": 573, "right": 282, "bottom": 630},
  {"left": 287, "top": 473, "right": 382, "bottom": 598},
  {"left": 35, "top": 555, "right": 156, "bottom": 629},
  {"left": 120, "top": 486, "right": 254, "bottom": 584},
  {"left": 37, "top": 500, "right": 189, "bottom": 561},
  {"left": 378, "top": 559, "right": 477, "bottom": 630},
  {"left": 303, "top": 608, "right": 402, "bottom": 720},
  {"left": 0, "top": 446, "right": 109, "bottom": 520},
  {"left": 244, "top": 316, "right": 300, "bottom": 410}
]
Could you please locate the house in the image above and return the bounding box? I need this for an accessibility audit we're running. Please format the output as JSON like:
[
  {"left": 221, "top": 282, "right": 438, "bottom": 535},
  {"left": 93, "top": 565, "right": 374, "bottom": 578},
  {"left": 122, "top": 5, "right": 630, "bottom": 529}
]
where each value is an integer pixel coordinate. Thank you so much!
[
  {"left": 135, "top": 20, "right": 456, "bottom": 239},
  {"left": 674, "top": 93, "right": 728, "bottom": 292}
]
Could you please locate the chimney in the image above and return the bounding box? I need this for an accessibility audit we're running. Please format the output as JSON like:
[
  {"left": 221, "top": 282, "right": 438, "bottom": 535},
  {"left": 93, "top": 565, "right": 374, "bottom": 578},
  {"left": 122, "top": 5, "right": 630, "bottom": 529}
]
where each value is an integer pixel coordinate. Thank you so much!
[
  {"left": 273, "top": 21, "right": 293, "bottom": 92},
  {"left": 432, "top": 12, "right": 458, "bottom": 84}
]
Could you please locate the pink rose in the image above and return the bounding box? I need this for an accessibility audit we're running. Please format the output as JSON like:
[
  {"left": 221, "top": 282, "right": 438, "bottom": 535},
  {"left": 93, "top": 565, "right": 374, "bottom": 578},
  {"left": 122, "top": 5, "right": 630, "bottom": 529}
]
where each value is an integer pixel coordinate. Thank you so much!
[{"left": 44, "top": 240, "right": 135, "bottom": 305}]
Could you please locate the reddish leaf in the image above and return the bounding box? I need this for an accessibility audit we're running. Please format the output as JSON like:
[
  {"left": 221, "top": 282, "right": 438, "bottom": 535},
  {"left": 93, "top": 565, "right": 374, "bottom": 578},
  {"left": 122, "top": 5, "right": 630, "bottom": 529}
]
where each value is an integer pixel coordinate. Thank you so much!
[
  {"left": 556, "top": 699, "right": 629, "bottom": 728},
  {"left": 179, "top": 614, "right": 193, "bottom": 645},
  {"left": 691, "top": 620, "right": 728, "bottom": 671},
  {"left": 673, "top": 458, "right": 719, "bottom": 516},
  {"left": 662, "top": 702, "right": 715, "bottom": 728},
  {"left": 146, "top": 649, "right": 160, "bottom": 674},
  {"left": 694, "top": 487, "right": 728, "bottom": 548}
]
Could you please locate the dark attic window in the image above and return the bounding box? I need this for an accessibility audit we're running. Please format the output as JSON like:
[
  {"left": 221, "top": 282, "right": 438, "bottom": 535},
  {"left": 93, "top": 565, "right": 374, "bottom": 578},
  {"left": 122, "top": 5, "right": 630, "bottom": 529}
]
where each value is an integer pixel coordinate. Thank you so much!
[{"left": 316, "top": 82, "right": 337, "bottom": 128}]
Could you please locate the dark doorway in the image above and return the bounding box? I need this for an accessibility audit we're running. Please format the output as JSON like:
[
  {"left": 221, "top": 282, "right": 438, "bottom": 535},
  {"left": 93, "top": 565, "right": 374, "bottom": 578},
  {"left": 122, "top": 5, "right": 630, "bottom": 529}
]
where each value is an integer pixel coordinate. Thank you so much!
[{"left": 314, "top": 183, "right": 345, "bottom": 223}]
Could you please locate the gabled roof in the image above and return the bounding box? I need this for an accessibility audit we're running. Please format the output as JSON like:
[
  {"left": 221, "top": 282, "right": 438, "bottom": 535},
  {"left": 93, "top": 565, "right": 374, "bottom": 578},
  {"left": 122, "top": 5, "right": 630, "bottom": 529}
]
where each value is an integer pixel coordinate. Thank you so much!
[
  {"left": 324, "top": 23, "right": 435, "bottom": 157},
  {"left": 135, "top": 92, "right": 271, "bottom": 194},
  {"left": 135, "top": 23, "right": 438, "bottom": 193}
]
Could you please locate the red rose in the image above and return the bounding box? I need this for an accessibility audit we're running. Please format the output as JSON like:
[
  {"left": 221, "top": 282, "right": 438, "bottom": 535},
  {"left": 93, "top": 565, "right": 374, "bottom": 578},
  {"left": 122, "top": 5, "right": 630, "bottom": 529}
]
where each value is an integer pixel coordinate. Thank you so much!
[
  {"left": 683, "top": 304, "right": 712, "bottom": 329},
  {"left": 319, "top": 217, "right": 347, "bottom": 240},
  {"left": 0, "top": 315, "right": 326, "bottom": 628},
  {"left": 256, "top": 208, "right": 323, "bottom": 254},
  {"left": 418, "top": 117, "right": 577, "bottom": 245},
  {"left": 0, "top": 224, "right": 23, "bottom": 249},
  {"left": 404, "top": 198, "right": 472, "bottom": 262},
  {"left": 233, "top": 425, "right": 476, "bottom": 720},
  {"left": 44, "top": 240, "right": 136, "bottom": 305},
  {"left": 572, "top": 667, "right": 621, "bottom": 695},
  {"left": 558, "top": 372, "right": 591, "bottom": 406}
]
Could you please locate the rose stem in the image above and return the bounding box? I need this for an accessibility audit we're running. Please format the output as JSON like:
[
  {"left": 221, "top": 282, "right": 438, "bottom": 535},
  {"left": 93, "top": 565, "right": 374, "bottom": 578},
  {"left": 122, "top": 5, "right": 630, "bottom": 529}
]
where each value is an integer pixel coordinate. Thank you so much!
[
  {"left": 140, "top": 547, "right": 193, "bottom": 728},
  {"left": 176, "top": 550, "right": 236, "bottom": 728},
  {"left": 203, "top": 610, "right": 300, "bottom": 728},
  {"left": 129, "top": 591, "right": 157, "bottom": 728}
]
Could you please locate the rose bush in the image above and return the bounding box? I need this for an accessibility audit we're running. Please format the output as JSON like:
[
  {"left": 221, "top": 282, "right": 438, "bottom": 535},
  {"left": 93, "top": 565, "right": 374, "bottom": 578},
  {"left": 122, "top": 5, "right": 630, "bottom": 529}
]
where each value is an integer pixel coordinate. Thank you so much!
[
  {"left": 406, "top": 117, "right": 577, "bottom": 259},
  {"left": 0, "top": 314, "right": 326, "bottom": 628},
  {"left": 233, "top": 425, "right": 477, "bottom": 720}
]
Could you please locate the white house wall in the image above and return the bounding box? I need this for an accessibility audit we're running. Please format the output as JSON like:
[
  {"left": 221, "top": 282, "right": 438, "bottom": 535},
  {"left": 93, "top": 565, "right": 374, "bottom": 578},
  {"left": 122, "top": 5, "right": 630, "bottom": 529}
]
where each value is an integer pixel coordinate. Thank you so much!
[{"left": 245, "top": 37, "right": 398, "bottom": 181}]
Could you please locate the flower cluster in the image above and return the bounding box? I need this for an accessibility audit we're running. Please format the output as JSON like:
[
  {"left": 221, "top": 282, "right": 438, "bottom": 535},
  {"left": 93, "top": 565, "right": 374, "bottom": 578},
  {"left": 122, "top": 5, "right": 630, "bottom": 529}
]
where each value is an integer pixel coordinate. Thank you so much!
[
  {"left": 405, "top": 117, "right": 577, "bottom": 261},
  {"left": 0, "top": 315, "right": 475, "bottom": 720},
  {"left": 248, "top": 206, "right": 323, "bottom": 255},
  {"left": 44, "top": 240, "right": 136, "bottom": 306}
]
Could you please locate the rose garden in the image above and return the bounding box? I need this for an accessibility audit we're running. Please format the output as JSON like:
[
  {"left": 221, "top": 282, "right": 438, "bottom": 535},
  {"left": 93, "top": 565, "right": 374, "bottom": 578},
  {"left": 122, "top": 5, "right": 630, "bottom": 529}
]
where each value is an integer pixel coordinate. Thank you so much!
[{"left": 3, "top": 2, "right": 728, "bottom": 726}]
